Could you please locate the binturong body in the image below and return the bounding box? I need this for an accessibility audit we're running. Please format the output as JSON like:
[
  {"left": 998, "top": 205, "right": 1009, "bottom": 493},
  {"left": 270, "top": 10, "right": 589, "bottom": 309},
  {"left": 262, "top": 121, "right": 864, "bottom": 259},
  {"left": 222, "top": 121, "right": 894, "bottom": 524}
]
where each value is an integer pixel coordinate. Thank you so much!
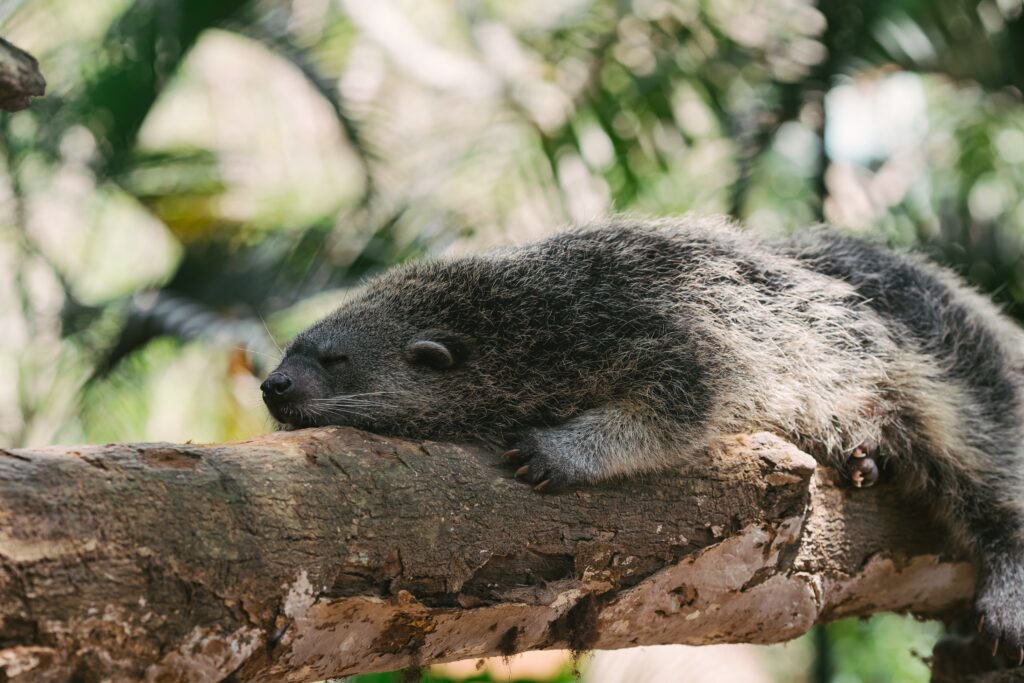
[{"left": 262, "top": 216, "right": 1024, "bottom": 654}]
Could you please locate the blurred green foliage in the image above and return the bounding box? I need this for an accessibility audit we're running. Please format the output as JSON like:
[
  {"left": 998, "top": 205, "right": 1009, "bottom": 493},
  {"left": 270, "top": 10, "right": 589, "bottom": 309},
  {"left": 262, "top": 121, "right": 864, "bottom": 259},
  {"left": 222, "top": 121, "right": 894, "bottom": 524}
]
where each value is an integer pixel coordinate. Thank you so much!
[
  {"left": 339, "top": 667, "right": 578, "bottom": 683},
  {"left": 2, "top": 0, "right": 1023, "bottom": 680},
  {"left": 823, "top": 615, "right": 943, "bottom": 683}
]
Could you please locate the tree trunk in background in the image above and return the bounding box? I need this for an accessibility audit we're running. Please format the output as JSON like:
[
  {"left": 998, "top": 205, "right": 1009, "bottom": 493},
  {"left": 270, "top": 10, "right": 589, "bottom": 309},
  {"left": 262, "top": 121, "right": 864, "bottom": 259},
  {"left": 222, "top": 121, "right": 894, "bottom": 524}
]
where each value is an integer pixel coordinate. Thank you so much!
[
  {"left": 0, "top": 429, "right": 978, "bottom": 682},
  {"left": 0, "top": 38, "right": 44, "bottom": 112}
]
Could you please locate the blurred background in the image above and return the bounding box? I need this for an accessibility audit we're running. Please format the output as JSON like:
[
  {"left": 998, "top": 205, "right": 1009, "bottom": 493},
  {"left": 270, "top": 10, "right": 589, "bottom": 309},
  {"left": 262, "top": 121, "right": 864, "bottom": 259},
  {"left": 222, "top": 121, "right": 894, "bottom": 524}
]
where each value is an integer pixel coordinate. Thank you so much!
[{"left": 2, "top": 0, "right": 1022, "bottom": 680}]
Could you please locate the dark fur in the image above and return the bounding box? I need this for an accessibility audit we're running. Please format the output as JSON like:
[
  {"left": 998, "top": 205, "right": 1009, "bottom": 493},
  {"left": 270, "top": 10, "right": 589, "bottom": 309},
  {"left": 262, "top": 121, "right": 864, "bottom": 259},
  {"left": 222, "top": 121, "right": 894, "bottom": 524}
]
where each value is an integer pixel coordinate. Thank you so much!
[{"left": 264, "top": 216, "right": 1024, "bottom": 650}]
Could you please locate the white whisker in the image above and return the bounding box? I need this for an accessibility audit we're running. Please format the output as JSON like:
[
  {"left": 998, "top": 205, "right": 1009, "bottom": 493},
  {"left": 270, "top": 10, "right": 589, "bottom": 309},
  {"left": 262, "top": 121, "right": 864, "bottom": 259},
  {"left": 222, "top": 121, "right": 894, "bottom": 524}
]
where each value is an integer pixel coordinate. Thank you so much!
[
  {"left": 308, "top": 399, "right": 392, "bottom": 408},
  {"left": 258, "top": 314, "right": 283, "bottom": 355},
  {"left": 235, "top": 346, "right": 281, "bottom": 362}
]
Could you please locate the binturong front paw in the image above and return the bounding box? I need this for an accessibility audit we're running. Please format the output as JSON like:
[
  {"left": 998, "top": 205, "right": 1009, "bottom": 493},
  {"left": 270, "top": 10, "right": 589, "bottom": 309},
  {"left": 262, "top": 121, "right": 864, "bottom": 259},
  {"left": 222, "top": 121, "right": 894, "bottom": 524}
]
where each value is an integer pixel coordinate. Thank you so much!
[
  {"left": 501, "top": 428, "right": 591, "bottom": 493},
  {"left": 975, "top": 559, "right": 1024, "bottom": 666}
]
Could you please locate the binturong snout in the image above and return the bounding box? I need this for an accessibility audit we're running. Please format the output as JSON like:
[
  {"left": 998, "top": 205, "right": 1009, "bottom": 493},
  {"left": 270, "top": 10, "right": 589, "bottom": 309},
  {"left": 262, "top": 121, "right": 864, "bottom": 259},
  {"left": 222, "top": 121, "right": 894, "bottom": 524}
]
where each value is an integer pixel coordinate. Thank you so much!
[
  {"left": 260, "top": 367, "right": 299, "bottom": 422},
  {"left": 260, "top": 355, "right": 328, "bottom": 427},
  {"left": 260, "top": 372, "right": 292, "bottom": 397}
]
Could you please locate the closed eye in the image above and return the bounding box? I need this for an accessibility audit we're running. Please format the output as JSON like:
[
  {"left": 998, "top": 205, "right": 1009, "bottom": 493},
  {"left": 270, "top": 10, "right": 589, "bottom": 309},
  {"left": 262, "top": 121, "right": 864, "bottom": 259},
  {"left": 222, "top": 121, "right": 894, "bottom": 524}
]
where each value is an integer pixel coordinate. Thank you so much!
[{"left": 320, "top": 354, "right": 349, "bottom": 367}]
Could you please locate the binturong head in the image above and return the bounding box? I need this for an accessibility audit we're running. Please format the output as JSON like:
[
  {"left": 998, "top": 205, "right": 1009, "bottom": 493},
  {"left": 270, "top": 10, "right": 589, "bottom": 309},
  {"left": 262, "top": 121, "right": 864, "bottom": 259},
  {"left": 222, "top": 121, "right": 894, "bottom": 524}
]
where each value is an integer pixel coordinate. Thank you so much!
[
  {"left": 260, "top": 255, "right": 536, "bottom": 441},
  {"left": 261, "top": 276, "right": 477, "bottom": 438}
]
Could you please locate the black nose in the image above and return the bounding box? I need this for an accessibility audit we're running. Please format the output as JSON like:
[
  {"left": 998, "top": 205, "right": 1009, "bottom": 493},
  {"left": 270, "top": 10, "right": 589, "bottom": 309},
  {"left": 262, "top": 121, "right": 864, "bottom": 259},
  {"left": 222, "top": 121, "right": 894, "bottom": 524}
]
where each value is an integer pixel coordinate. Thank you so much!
[{"left": 261, "top": 372, "right": 293, "bottom": 397}]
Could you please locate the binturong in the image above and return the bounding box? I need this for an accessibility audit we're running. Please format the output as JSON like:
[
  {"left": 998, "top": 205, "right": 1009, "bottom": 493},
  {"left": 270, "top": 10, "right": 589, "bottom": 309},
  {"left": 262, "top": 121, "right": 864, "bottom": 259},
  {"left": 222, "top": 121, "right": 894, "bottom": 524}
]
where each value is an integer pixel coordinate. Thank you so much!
[{"left": 263, "top": 215, "right": 1024, "bottom": 655}]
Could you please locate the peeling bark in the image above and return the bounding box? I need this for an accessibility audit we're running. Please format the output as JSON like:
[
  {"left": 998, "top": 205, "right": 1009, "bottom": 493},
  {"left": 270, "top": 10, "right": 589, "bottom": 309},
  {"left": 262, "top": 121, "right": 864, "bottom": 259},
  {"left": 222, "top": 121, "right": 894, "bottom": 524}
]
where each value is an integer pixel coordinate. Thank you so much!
[
  {"left": 0, "top": 429, "right": 973, "bottom": 682},
  {"left": 0, "top": 38, "right": 44, "bottom": 112}
]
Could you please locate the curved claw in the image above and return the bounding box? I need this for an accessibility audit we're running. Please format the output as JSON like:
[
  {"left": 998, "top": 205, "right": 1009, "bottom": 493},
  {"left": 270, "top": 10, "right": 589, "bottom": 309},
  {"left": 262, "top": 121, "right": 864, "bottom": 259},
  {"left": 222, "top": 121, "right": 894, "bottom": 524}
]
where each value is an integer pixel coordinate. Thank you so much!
[
  {"left": 514, "top": 465, "right": 530, "bottom": 478},
  {"left": 851, "top": 437, "right": 877, "bottom": 459},
  {"left": 502, "top": 449, "right": 521, "bottom": 461},
  {"left": 534, "top": 479, "right": 551, "bottom": 493},
  {"left": 993, "top": 637, "right": 1001, "bottom": 658}
]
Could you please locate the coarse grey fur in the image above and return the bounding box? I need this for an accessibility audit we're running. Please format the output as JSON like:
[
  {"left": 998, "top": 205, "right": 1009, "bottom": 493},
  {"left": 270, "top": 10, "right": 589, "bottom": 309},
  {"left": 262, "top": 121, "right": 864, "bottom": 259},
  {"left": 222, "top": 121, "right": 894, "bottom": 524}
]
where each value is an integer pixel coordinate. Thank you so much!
[{"left": 263, "top": 215, "right": 1024, "bottom": 652}]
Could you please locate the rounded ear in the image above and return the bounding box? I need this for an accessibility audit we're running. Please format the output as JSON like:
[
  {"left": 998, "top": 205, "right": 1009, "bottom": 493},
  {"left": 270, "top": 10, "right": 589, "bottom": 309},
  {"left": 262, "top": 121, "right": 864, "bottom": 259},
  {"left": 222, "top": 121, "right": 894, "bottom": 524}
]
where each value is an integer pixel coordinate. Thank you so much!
[
  {"left": 405, "top": 333, "right": 471, "bottom": 370},
  {"left": 406, "top": 340, "right": 455, "bottom": 369}
]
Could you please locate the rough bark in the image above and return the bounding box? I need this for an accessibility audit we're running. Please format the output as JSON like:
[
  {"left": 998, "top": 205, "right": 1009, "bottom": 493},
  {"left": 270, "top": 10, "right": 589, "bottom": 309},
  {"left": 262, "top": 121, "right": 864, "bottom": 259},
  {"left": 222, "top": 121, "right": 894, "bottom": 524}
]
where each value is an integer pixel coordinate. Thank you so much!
[
  {"left": 0, "top": 37, "right": 45, "bottom": 112},
  {"left": 0, "top": 428, "right": 973, "bottom": 682}
]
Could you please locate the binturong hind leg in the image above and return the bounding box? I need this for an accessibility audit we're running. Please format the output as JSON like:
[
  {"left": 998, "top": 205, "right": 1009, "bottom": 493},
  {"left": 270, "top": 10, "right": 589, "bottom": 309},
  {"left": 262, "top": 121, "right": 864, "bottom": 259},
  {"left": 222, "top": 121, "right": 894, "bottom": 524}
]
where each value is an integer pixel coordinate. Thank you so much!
[
  {"left": 503, "top": 405, "right": 689, "bottom": 491},
  {"left": 972, "top": 528, "right": 1024, "bottom": 662},
  {"left": 945, "top": 470, "right": 1024, "bottom": 661}
]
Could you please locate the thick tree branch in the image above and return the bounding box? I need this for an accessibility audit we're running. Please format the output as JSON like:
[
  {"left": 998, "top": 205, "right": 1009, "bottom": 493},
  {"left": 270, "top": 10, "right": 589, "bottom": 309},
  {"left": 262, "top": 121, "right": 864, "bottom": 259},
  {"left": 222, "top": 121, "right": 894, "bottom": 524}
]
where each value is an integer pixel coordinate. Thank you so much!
[
  {"left": 0, "top": 37, "right": 45, "bottom": 112},
  {"left": 0, "top": 429, "right": 971, "bottom": 682}
]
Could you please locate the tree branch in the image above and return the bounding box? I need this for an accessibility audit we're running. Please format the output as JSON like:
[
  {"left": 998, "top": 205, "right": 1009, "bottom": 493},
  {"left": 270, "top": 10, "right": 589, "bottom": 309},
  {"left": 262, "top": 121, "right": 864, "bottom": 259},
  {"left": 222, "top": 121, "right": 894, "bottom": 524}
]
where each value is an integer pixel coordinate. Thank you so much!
[
  {"left": 0, "top": 429, "right": 972, "bottom": 682},
  {"left": 0, "top": 37, "right": 45, "bottom": 112}
]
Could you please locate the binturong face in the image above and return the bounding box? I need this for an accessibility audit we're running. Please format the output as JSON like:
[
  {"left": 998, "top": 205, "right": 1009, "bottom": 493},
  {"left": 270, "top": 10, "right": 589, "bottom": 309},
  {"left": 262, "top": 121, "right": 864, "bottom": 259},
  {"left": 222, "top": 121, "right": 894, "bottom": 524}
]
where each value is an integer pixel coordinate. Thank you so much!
[{"left": 260, "top": 294, "right": 476, "bottom": 438}]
